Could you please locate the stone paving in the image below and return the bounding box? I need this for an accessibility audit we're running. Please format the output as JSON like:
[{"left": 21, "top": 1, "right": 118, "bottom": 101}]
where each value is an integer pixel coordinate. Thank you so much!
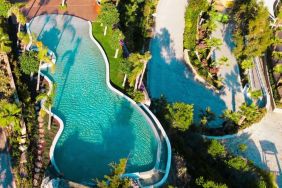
[{"left": 212, "top": 22, "right": 245, "bottom": 111}]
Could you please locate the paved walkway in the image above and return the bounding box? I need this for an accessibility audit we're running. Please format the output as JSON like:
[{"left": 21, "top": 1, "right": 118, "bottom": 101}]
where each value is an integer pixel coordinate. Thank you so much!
[
  {"left": 154, "top": 0, "right": 187, "bottom": 59},
  {"left": 224, "top": 112, "right": 282, "bottom": 187},
  {"left": 20, "top": 0, "right": 99, "bottom": 21},
  {"left": 212, "top": 22, "right": 245, "bottom": 111}
]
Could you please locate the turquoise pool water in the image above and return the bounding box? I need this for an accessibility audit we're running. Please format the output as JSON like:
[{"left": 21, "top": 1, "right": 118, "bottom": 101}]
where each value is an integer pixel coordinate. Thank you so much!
[{"left": 29, "top": 15, "right": 158, "bottom": 183}]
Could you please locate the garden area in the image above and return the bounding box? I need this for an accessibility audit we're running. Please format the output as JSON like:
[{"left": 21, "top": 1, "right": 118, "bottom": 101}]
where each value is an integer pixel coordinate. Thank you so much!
[
  {"left": 184, "top": 0, "right": 229, "bottom": 90},
  {"left": 149, "top": 98, "right": 276, "bottom": 187},
  {"left": 265, "top": 4, "right": 282, "bottom": 109},
  {"left": 0, "top": 0, "right": 64, "bottom": 186},
  {"left": 92, "top": 0, "right": 158, "bottom": 103}
]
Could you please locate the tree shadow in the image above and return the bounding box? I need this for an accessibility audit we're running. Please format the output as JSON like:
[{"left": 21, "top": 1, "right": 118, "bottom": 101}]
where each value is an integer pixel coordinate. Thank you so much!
[
  {"left": 259, "top": 140, "right": 282, "bottom": 186},
  {"left": 223, "top": 70, "right": 244, "bottom": 111},
  {"left": 222, "top": 23, "right": 236, "bottom": 51},
  {"left": 55, "top": 37, "right": 81, "bottom": 107},
  {"left": 147, "top": 28, "right": 227, "bottom": 125},
  {"left": 53, "top": 100, "right": 137, "bottom": 185},
  {"left": 225, "top": 134, "right": 282, "bottom": 187}
]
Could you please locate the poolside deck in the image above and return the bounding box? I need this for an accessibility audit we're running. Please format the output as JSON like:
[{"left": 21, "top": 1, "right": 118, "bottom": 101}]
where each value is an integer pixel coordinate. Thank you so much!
[{"left": 17, "top": 0, "right": 99, "bottom": 21}]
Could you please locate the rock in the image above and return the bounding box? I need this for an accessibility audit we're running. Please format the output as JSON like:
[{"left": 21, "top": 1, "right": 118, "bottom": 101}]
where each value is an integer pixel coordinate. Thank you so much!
[
  {"left": 33, "top": 179, "right": 39, "bottom": 186},
  {"left": 20, "top": 153, "right": 27, "bottom": 164},
  {"left": 34, "top": 173, "right": 40, "bottom": 180},
  {"left": 38, "top": 139, "right": 45, "bottom": 144},
  {"left": 35, "top": 161, "right": 43, "bottom": 168},
  {"left": 37, "top": 150, "right": 43, "bottom": 155},
  {"left": 19, "top": 145, "right": 27, "bottom": 152},
  {"left": 37, "top": 156, "right": 43, "bottom": 161},
  {"left": 34, "top": 168, "right": 41, "bottom": 173},
  {"left": 38, "top": 116, "right": 44, "bottom": 123},
  {"left": 39, "top": 129, "right": 45, "bottom": 134}
]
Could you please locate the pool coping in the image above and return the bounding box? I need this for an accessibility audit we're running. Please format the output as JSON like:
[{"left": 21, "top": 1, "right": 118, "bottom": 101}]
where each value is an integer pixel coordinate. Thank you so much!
[{"left": 26, "top": 14, "right": 171, "bottom": 187}]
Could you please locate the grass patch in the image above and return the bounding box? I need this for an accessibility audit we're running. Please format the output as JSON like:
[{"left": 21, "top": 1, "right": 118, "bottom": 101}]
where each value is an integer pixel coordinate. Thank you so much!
[{"left": 92, "top": 22, "right": 124, "bottom": 89}]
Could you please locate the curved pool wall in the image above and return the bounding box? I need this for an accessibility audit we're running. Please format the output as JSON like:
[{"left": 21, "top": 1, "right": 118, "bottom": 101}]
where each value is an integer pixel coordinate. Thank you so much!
[{"left": 27, "top": 14, "right": 171, "bottom": 186}]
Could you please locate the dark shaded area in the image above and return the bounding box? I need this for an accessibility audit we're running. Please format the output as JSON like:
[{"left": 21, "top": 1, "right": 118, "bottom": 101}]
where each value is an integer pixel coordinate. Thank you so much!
[
  {"left": 54, "top": 100, "right": 137, "bottom": 184},
  {"left": 117, "top": 0, "right": 147, "bottom": 52},
  {"left": 147, "top": 28, "right": 227, "bottom": 125}
]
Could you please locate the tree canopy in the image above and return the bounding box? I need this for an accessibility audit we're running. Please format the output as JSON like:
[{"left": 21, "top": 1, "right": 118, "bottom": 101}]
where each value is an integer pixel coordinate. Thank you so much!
[
  {"left": 168, "top": 102, "right": 194, "bottom": 131},
  {"left": 19, "top": 51, "right": 39, "bottom": 75},
  {"left": 0, "top": 28, "right": 11, "bottom": 53},
  {"left": 0, "top": 100, "right": 21, "bottom": 131},
  {"left": 232, "top": 0, "right": 273, "bottom": 59},
  {"left": 98, "top": 2, "right": 120, "bottom": 27},
  {"left": 96, "top": 158, "right": 131, "bottom": 188},
  {"left": 207, "top": 140, "right": 226, "bottom": 158}
]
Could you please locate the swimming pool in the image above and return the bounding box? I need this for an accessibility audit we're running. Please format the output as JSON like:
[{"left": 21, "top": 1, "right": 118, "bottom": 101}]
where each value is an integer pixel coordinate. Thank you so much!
[{"left": 29, "top": 15, "right": 161, "bottom": 184}]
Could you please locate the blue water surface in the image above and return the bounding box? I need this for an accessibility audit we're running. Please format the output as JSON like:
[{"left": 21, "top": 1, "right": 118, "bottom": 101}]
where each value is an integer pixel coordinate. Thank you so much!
[{"left": 29, "top": 15, "right": 158, "bottom": 183}]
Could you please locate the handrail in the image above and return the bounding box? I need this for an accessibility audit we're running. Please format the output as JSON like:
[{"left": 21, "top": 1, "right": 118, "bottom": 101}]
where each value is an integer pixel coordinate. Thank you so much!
[{"left": 139, "top": 104, "right": 171, "bottom": 187}]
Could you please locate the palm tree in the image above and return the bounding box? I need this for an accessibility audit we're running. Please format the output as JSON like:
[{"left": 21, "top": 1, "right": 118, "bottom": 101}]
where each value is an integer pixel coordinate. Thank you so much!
[
  {"left": 127, "top": 52, "right": 151, "bottom": 91},
  {"left": 8, "top": 3, "right": 26, "bottom": 34},
  {"left": 18, "top": 32, "right": 30, "bottom": 52},
  {"left": 112, "top": 29, "right": 124, "bottom": 58},
  {"left": 274, "top": 64, "right": 282, "bottom": 74},
  {"left": 128, "top": 61, "right": 143, "bottom": 91},
  {"left": 36, "top": 84, "right": 56, "bottom": 130},
  {"left": 97, "top": 2, "right": 120, "bottom": 36},
  {"left": 0, "top": 100, "right": 21, "bottom": 132},
  {"left": 120, "top": 59, "right": 131, "bottom": 88},
  {"left": 36, "top": 42, "right": 55, "bottom": 91},
  {"left": 205, "top": 38, "right": 222, "bottom": 61}
]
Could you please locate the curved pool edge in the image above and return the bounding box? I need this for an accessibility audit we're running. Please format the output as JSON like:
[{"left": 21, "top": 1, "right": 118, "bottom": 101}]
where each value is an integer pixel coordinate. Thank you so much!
[
  {"left": 88, "top": 21, "right": 171, "bottom": 187},
  {"left": 26, "top": 21, "right": 64, "bottom": 175},
  {"left": 27, "top": 14, "right": 171, "bottom": 187}
]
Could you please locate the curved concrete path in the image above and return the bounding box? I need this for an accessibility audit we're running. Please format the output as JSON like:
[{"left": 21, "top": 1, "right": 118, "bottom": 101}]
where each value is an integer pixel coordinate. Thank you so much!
[{"left": 147, "top": 0, "right": 226, "bottom": 126}]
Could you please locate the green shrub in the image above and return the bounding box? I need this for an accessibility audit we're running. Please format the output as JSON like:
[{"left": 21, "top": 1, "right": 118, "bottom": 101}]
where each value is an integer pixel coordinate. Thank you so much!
[{"left": 207, "top": 140, "right": 226, "bottom": 158}]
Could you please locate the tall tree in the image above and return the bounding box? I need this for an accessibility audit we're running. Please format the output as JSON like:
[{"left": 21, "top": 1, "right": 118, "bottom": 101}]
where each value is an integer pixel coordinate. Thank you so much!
[
  {"left": 19, "top": 51, "right": 39, "bottom": 78},
  {"left": 36, "top": 84, "right": 56, "bottom": 130},
  {"left": 167, "top": 102, "right": 194, "bottom": 131},
  {"left": 232, "top": 0, "right": 273, "bottom": 59},
  {"left": 0, "top": 28, "right": 11, "bottom": 56},
  {"left": 0, "top": 0, "right": 11, "bottom": 18},
  {"left": 127, "top": 52, "right": 151, "bottom": 90},
  {"left": 8, "top": 3, "right": 26, "bottom": 34},
  {"left": 241, "top": 59, "right": 254, "bottom": 70},
  {"left": 18, "top": 31, "right": 30, "bottom": 52},
  {"left": 97, "top": 2, "right": 120, "bottom": 36},
  {"left": 112, "top": 29, "right": 124, "bottom": 58},
  {"left": 274, "top": 64, "right": 282, "bottom": 74},
  {"left": 96, "top": 158, "right": 131, "bottom": 188},
  {"left": 205, "top": 37, "right": 222, "bottom": 60},
  {"left": 36, "top": 42, "right": 55, "bottom": 91},
  {"left": 120, "top": 59, "right": 131, "bottom": 88}
]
